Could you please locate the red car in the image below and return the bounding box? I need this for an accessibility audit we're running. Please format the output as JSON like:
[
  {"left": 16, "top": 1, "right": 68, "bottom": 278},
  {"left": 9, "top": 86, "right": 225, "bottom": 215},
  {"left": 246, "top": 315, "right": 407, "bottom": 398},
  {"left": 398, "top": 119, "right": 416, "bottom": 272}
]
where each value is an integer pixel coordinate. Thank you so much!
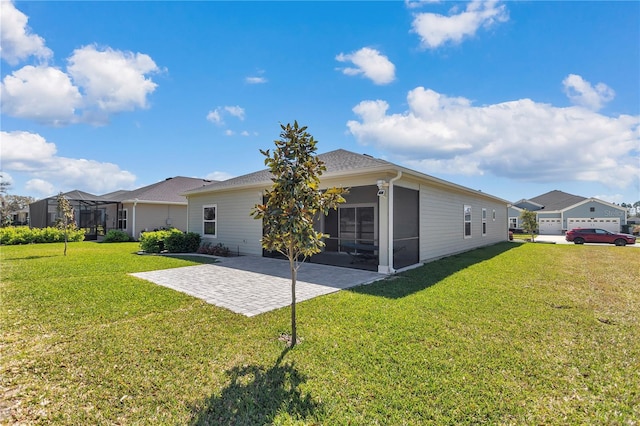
[{"left": 565, "top": 228, "right": 637, "bottom": 246}]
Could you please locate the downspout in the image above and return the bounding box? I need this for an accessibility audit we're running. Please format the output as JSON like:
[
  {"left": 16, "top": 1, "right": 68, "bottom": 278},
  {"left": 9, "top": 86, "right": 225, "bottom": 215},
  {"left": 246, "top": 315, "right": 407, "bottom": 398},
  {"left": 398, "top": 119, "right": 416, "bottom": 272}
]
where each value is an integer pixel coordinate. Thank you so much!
[
  {"left": 132, "top": 198, "right": 138, "bottom": 240},
  {"left": 387, "top": 171, "right": 402, "bottom": 274}
]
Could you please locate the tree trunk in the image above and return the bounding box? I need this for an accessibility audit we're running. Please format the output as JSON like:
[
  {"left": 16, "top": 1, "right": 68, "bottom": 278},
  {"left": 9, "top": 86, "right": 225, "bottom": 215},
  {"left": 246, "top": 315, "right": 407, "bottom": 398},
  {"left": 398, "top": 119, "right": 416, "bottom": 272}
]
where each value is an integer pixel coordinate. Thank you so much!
[
  {"left": 290, "top": 256, "right": 297, "bottom": 348},
  {"left": 63, "top": 222, "right": 68, "bottom": 256}
]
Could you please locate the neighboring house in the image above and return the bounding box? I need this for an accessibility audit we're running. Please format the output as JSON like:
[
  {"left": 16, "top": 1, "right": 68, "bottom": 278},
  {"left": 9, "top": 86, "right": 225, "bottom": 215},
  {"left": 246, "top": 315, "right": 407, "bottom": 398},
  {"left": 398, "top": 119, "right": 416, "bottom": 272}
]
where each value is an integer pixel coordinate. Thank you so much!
[
  {"left": 30, "top": 190, "right": 117, "bottom": 240},
  {"left": 10, "top": 207, "right": 29, "bottom": 226},
  {"left": 508, "top": 190, "right": 628, "bottom": 235},
  {"left": 29, "top": 177, "right": 212, "bottom": 240},
  {"left": 103, "top": 176, "right": 213, "bottom": 240},
  {"left": 183, "top": 149, "right": 509, "bottom": 274}
]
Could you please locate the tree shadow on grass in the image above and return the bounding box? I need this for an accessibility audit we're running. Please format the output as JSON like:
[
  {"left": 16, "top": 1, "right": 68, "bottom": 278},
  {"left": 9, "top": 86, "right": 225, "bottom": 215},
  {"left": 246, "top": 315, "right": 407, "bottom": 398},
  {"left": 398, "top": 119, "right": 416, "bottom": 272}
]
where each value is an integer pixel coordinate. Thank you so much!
[
  {"left": 162, "top": 254, "right": 220, "bottom": 265},
  {"left": 132, "top": 252, "right": 220, "bottom": 265},
  {"left": 2, "top": 255, "right": 58, "bottom": 261},
  {"left": 350, "top": 242, "right": 520, "bottom": 299},
  {"left": 190, "top": 348, "right": 322, "bottom": 425}
]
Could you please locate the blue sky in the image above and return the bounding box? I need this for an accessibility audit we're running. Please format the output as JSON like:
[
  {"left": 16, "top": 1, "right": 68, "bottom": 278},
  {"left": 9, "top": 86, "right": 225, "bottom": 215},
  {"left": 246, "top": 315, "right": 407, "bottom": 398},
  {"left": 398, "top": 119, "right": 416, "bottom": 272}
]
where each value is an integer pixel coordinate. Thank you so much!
[{"left": 1, "top": 0, "right": 639, "bottom": 205}]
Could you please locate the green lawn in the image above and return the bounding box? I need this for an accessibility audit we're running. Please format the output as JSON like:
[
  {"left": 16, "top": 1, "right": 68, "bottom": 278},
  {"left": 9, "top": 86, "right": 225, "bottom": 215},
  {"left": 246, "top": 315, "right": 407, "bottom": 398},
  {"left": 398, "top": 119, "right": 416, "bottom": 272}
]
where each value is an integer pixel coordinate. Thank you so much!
[{"left": 1, "top": 241, "right": 638, "bottom": 424}]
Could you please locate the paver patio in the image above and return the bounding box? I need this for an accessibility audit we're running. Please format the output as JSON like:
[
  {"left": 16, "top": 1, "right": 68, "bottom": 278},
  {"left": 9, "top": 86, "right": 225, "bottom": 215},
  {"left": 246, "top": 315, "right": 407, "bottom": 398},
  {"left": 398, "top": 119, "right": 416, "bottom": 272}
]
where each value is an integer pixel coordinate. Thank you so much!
[{"left": 131, "top": 255, "right": 384, "bottom": 316}]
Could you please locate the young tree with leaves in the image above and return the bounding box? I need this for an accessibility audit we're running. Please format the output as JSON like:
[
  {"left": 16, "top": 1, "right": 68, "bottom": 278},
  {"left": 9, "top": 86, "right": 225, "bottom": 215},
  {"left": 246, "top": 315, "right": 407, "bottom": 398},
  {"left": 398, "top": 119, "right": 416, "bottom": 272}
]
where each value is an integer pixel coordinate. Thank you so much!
[
  {"left": 56, "top": 192, "right": 76, "bottom": 256},
  {"left": 0, "top": 173, "right": 12, "bottom": 227},
  {"left": 0, "top": 194, "right": 36, "bottom": 226},
  {"left": 251, "top": 121, "right": 347, "bottom": 347},
  {"left": 520, "top": 209, "right": 538, "bottom": 242}
]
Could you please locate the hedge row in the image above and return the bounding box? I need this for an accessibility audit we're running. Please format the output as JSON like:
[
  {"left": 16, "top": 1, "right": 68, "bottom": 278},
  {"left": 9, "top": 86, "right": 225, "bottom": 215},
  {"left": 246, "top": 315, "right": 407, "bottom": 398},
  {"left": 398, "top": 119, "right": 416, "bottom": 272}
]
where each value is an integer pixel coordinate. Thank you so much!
[
  {"left": 0, "top": 226, "right": 86, "bottom": 245},
  {"left": 102, "top": 230, "right": 133, "bottom": 243},
  {"left": 139, "top": 229, "right": 201, "bottom": 253}
]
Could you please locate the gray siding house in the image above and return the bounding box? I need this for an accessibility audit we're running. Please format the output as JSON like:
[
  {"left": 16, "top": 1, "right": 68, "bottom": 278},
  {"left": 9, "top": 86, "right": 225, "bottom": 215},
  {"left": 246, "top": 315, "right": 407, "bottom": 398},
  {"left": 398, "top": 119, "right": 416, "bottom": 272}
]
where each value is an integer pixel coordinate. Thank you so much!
[
  {"left": 509, "top": 190, "right": 628, "bottom": 235},
  {"left": 184, "top": 149, "right": 509, "bottom": 274},
  {"left": 29, "top": 177, "right": 212, "bottom": 240},
  {"left": 103, "top": 176, "right": 213, "bottom": 240},
  {"left": 29, "top": 190, "right": 117, "bottom": 240}
]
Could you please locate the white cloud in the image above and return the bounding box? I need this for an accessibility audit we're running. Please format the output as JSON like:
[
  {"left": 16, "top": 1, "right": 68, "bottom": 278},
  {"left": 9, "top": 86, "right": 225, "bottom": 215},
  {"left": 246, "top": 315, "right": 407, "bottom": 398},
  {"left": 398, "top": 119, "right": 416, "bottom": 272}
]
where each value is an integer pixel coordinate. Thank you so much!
[
  {"left": 411, "top": 0, "right": 508, "bottom": 49},
  {"left": 246, "top": 76, "right": 267, "bottom": 84},
  {"left": 224, "top": 105, "right": 245, "bottom": 120},
  {"left": 336, "top": 47, "right": 396, "bottom": 85},
  {"left": 224, "top": 129, "right": 235, "bottom": 136},
  {"left": 563, "top": 74, "right": 615, "bottom": 111},
  {"left": 207, "top": 105, "right": 245, "bottom": 125},
  {"left": 0, "top": 171, "right": 14, "bottom": 187},
  {"left": 245, "top": 69, "right": 267, "bottom": 84},
  {"left": 0, "top": 131, "right": 136, "bottom": 195},
  {"left": 67, "top": 45, "right": 159, "bottom": 113},
  {"left": 205, "top": 171, "right": 234, "bottom": 181},
  {"left": 25, "top": 178, "right": 53, "bottom": 196},
  {"left": 206, "top": 109, "right": 222, "bottom": 124},
  {"left": 0, "top": 0, "right": 52, "bottom": 65},
  {"left": 1, "top": 130, "right": 58, "bottom": 167},
  {"left": 347, "top": 85, "right": 640, "bottom": 190},
  {"left": 1, "top": 5, "right": 159, "bottom": 126},
  {"left": 405, "top": 0, "right": 441, "bottom": 9},
  {"left": 1, "top": 65, "right": 82, "bottom": 125},
  {"left": 592, "top": 193, "right": 627, "bottom": 205},
  {"left": 1, "top": 45, "right": 161, "bottom": 126}
]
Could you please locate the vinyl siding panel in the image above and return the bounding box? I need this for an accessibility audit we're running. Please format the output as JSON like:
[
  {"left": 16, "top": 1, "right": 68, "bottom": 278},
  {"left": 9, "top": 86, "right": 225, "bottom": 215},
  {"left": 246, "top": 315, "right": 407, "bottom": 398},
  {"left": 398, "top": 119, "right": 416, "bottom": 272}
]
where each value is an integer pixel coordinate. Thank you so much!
[
  {"left": 420, "top": 184, "right": 507, "bottom": 262},
  {"left": 187, "top": 190, "right": 264, "bottom": 256},
  {"left": 119, "top": 203, "right": 187, "bottom": 239},
  {"left": 135, "top": 204, "right": 187, "bottom": 234}
]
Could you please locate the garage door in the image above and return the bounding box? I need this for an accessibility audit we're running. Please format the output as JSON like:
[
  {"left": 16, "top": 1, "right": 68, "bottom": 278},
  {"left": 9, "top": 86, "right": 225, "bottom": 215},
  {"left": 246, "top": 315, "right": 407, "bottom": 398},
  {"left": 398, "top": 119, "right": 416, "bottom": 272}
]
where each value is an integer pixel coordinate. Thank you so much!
[
  {"left": 567, "top": 218, "right": 620, "bottom": 233},
  {"left": 539, "top": 218, "right": 562, "bottom": 235}
]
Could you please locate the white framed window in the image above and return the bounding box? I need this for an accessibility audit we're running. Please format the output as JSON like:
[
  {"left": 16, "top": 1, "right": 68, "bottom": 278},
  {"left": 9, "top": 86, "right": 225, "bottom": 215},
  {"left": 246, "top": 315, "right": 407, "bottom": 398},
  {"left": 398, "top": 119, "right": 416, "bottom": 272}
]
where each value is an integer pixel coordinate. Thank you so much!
[
  {"left": 482, "top": 208, "right": 487, "bottom": 236},
  {"left": 509, "top": 217, "right": 518, "bottom": 229},
  {"left": 118, "top": 209, "right": 128, "bottom": 230},
  {"left": 464, "top": 205, "right": 472, "bottom": 238},
  {"left": 203, "top": 204, "right": 217, "bottom": 237}
]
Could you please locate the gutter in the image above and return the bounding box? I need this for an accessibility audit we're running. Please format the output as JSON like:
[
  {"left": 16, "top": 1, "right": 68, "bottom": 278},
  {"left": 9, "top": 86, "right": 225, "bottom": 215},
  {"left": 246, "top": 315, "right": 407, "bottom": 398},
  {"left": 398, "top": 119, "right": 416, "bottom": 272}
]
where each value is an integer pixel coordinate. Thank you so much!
[
  {"left": 132, "top": 198, "right": 138, "bottom": 240},
  {"left": 120, "top": 199, "right": 187, "bottom": 206}
]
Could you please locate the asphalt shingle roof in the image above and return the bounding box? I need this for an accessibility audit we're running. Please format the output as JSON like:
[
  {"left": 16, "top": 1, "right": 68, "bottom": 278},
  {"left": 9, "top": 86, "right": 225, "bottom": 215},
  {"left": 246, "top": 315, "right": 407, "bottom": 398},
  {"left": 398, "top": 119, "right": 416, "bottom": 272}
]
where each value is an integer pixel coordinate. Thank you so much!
[
  {"left": 182, "top": 148, "right": 509, "bottom": 204},
  {"left": 61, "top": 190, "right": 109, "bottom": 202},
  {"left": 185, "top": 149, "right": 393, "bottom": 194},
  {"left": 528, "top": 190, "right": 586, "bottom": 211},
  {"left": 104, "top": 176, "right": 214, "bottom": 203}
]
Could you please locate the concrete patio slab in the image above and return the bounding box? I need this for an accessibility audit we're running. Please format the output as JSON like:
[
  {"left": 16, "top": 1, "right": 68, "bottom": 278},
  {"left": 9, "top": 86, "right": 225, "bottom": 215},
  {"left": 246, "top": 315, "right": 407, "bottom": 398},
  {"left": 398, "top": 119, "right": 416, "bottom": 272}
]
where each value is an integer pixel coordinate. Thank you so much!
[{"left": 131, "top": 256, "right": 384, "bottom": 317}]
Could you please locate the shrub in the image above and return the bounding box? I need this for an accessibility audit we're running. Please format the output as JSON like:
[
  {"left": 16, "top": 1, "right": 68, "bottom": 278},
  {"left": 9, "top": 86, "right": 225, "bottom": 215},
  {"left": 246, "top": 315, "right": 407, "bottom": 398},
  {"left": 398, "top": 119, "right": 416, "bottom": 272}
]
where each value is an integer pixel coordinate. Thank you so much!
[
  {"left": 0, "top": 226, "right": 31, "bottom": 244},
  {"left": 139, "top": 230, "right": 172, "bottom": 253},
  {"left": 197, "top": 242, "right": 231, "bottom": 257},
  {"left": 164, "top": 230, "right": 201, "bottom": 253},
  {"left": 0, "top": 226, "right": 85, "bottom": 245},
  {"left": 139, "top": 229, "right": 201, "bottom": 253},
  {"left": 103, "top": 230, "right": 132, "bottom": 243}
]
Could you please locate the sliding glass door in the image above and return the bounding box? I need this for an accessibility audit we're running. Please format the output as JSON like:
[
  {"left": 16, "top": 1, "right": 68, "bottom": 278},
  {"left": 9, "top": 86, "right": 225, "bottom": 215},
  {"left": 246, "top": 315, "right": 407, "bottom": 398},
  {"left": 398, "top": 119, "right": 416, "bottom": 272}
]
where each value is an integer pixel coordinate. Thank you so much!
[{"left": 339, "top": 206, "right": 375, "bottom": 247}]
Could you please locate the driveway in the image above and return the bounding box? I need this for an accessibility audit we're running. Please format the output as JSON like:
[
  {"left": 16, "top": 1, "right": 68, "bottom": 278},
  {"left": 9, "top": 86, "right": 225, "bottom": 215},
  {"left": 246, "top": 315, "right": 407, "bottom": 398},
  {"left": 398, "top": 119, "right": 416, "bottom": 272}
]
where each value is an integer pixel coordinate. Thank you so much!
[{"left": 131, "top": 256, "right": 384, "bottom": 317}]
